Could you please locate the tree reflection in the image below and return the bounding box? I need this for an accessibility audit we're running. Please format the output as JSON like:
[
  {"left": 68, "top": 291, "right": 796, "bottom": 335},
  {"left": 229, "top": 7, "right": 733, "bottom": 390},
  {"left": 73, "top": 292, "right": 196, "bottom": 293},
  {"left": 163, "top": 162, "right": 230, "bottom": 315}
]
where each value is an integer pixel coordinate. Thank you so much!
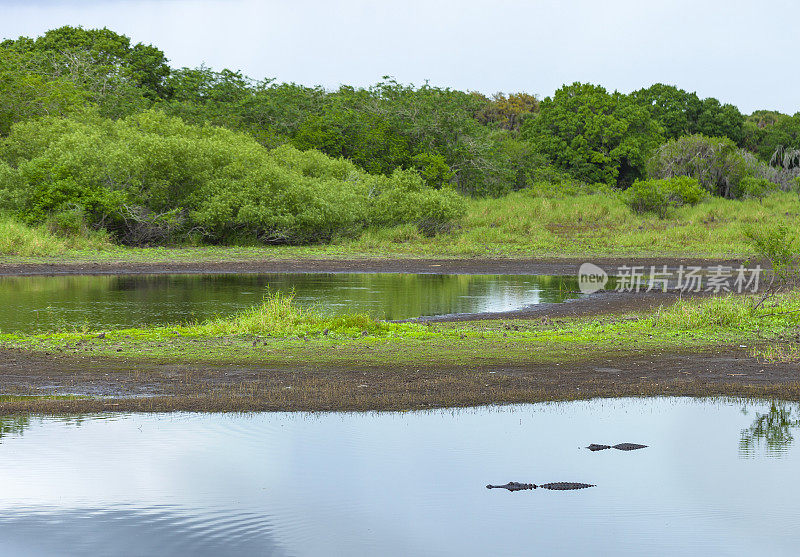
[
  {"left": 740, "top": 401, "right": 800, "bottom": 455},
  {"left": 0, "top": 416, "right": 31, "bottom": 441}
]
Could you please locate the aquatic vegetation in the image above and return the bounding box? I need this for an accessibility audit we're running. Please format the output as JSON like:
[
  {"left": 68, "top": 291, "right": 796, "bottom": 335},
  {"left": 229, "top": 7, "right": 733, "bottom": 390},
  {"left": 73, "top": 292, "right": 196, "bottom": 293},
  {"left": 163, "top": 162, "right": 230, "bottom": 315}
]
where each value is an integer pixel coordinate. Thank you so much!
[{"left": 191, "top": 291, "right": 403, "bottom": 338}]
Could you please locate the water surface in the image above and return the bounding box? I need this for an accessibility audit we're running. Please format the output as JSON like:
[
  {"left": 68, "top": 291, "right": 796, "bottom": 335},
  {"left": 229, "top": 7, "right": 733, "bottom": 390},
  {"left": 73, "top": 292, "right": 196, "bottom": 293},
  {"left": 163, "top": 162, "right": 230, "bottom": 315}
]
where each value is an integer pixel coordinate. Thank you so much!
[
  {"left": 0, "top": 273, "right": 582, "bottom": 333},
  {"left": 0, "top": 397, "right": 798, "bottom": 556}
]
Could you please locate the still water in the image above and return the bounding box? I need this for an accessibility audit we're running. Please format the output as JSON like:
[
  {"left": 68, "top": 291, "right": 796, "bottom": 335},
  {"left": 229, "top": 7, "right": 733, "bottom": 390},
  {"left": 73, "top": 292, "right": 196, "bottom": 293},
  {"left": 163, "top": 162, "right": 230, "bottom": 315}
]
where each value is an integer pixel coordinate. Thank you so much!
[
  {"left": 0, "top": 397, "right": 798, "bottom": 556},
  {"left": 0, "top": 273, "right": 582, "bottom": 333}
]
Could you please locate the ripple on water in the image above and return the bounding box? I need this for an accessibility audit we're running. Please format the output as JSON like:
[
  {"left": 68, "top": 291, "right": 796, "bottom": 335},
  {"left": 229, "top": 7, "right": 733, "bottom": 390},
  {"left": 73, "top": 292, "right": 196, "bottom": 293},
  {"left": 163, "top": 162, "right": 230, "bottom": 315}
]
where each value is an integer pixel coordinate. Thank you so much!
[{"left": 0, "top": 505, "right": 287, "bottom": 557}]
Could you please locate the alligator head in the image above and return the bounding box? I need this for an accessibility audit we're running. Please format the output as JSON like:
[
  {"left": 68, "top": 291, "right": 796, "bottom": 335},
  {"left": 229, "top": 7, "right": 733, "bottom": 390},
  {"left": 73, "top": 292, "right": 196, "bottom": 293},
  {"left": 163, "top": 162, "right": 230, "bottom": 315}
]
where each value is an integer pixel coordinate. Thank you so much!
[{"left": 486, "top": 482, "right": 536, "bottom": 492}]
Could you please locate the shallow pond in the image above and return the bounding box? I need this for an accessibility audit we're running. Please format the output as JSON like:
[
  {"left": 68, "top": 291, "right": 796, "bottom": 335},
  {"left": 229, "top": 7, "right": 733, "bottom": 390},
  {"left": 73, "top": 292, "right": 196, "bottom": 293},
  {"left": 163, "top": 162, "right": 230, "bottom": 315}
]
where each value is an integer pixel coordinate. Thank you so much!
[
  {"left": 0, "top": 273, "right": 583, "bottom": 333},
  {"left": 1, "top": 397, "right": 799, "bottom": 556}
]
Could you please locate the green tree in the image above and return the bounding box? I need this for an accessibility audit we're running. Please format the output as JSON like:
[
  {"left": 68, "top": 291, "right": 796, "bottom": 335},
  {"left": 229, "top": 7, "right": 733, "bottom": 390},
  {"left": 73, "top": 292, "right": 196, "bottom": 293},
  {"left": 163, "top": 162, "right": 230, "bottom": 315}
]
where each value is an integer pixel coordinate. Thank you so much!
[
  {"left": 631, "top": 84, "right": 745, "bottom": 144},
  {"left": 696, "top": 97, "right": 744, "bottom": 144},
  {"left": 742, "top": 111, "right": 800, "bottom": 161},
  {"left": 475, "top": 92, "right": 539, "bottom": 131},
  {"left": 0, "top": 49, "right": 88, "bottom": 135},
  {"left": 522, "top": 82, "right": 663, "bottom": 186},
  {"left": 630, "top": 83, "right": 702, "bottom": 139},
  {"left": 2, "top": 25, "right": 170, "bottom": 103}
]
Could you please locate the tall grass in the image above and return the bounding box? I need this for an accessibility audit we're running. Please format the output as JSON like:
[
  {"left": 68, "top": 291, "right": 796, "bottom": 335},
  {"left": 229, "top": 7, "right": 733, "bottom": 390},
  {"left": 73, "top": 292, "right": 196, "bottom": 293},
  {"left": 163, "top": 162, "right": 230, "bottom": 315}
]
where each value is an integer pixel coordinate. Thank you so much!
[
  {"left": 651, "top": 292, "right": 800, "bottom": 331},
  {"left": 192, "top": 291, "right": 392, "bottom": 337},
  {"left": 0, "top": 216, "right": 70, "bottom": 256},
  {"left": 3, "top": 189, "right": 798, "bottom": 259},
  {"left": 0, "top": 214, "right": 111, "bottom": 257},
  {"left": 345, "top": 190, "right": 799, "bottom": 257}
]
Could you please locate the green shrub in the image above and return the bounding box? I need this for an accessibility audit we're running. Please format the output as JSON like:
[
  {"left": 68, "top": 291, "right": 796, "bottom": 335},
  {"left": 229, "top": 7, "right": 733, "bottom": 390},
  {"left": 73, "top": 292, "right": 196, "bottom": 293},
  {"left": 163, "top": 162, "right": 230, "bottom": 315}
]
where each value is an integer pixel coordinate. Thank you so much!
[
  {"left": 369, "top": 169, "right": 466, "bottom": 235},
  {"left": 743, "top": 223, "right": 798, "bottom": 284},
  {"left": 0, "top": 111, "right": 465, "bottom": 245},
  {"left": 412, "top": 152, "right": 456, "bottom": 190},
  {"left": 733, "top": 176, "right": 777, "bottom": 200},
  {"left": 193, "top": 152, "right": 372, "bottom": 244},
  {"left": 622, "top": 177, "right": 706, "bottom": 217},
  {"left": 193, "top": 291, "right": 393, "bottom": 338},
  {"left": 46, "top": 207, "right": 89, "bottom": 236}
]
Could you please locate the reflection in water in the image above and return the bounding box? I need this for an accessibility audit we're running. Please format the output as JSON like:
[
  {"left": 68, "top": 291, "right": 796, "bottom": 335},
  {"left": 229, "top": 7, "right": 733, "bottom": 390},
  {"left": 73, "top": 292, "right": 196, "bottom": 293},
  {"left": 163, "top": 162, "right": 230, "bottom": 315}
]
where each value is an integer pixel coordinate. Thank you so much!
[
  {"left": 0, "top": 416, "right": 30, "bottom": 441},
  {"left": 740, "top": 401, "right": 800, "bottom": 456},
  {"left": 0, "top": 398, "right": 799, "bottom": 556},
  {"left": 0, "top": 273, "right": 585, "bottom": 333},
  {"left": 0, "top": 414, "right": 118, "bottom": 443}
]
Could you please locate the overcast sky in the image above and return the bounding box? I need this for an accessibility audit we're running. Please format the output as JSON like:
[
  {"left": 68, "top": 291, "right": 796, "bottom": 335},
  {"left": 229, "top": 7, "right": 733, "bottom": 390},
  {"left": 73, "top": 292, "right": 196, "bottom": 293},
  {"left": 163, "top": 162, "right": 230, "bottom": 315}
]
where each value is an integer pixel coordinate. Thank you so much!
[{"left": 2, "top": 0, "right": 798, "bottom": 114}]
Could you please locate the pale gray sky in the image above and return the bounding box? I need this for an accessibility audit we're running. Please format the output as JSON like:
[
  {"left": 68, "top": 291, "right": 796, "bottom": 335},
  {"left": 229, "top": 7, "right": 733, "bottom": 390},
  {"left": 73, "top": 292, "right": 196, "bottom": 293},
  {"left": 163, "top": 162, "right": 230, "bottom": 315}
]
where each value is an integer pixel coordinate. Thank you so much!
[{"left": 2, "top": 0, "right": 798, "bottom": 114}]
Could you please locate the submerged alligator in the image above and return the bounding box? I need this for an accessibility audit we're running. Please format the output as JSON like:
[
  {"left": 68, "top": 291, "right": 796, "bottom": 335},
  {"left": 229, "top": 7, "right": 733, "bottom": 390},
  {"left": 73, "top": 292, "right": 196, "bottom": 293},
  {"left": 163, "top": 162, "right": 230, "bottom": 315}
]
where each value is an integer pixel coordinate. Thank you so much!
[
  {"left": 486, "top": 482, "right": 595, "bottom": 492},
  {"left": 586, "top": 443, "right": 647, "bottom": 451}
]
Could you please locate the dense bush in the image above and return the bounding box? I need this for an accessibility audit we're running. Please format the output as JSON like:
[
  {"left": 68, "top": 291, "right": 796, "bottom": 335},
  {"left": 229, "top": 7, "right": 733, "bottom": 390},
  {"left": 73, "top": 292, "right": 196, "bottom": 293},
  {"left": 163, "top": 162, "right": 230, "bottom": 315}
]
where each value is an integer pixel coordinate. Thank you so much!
[
  {"left": 5, "top": 26, "right": 794, "bottom": 203},
  {"left": 646, "top": 134, "right": 777, "bottom": 199},
  {"left": 742, "top": 112, "right": 800, "bottom": 161},
  {"left": 0, "top": 111, "right": 466, "bottom": 245},
  {"left": 622, "top": 177, "right": 706, "bottom": 217},
  {"left": 164, "top": 76, "right": 528, "bottom": 196},
  {"left": 369, "top": 168, "right": 466, "bottom": 235}
]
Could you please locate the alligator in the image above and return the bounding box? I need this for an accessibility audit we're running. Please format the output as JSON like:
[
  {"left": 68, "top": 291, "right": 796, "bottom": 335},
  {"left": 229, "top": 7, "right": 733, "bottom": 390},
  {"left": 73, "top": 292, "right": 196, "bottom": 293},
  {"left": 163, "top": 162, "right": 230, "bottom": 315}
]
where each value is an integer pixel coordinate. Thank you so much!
[
  {"left": 486, "top": 482, "right": 595, "bottom": 492},
  {"left": 586, "top": 443, "right": 647, "bottom": 451}
]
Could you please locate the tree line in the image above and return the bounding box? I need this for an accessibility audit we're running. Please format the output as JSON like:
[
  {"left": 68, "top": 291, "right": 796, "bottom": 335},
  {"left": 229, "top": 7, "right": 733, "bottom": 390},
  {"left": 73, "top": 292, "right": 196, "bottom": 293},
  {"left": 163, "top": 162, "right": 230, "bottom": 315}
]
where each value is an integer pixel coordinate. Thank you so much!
[{"left": 1, "top": 26, "right": 798, "bottom": 244}]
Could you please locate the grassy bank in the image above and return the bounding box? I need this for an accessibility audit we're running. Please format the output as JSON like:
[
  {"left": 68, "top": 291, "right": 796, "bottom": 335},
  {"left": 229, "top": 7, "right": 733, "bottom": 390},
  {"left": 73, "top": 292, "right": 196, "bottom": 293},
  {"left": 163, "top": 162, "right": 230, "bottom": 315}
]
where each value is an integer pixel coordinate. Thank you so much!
[
  {"left": 1, "top": 192, "right": 797, "bottom": 261},
  {"left": 3, "top": 291, "right": 799, "bottom": 368}
]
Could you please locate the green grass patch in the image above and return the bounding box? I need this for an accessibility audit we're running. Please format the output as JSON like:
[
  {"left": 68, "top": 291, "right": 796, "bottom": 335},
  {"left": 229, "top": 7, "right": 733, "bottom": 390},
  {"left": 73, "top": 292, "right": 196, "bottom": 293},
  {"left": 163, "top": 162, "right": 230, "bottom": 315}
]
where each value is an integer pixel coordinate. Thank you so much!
[
  {"left": 191, "top": 291, "right": 408, "bottom": 338},
  {"left": 4, "top": 291, "right": 800, "bottom": 368}
]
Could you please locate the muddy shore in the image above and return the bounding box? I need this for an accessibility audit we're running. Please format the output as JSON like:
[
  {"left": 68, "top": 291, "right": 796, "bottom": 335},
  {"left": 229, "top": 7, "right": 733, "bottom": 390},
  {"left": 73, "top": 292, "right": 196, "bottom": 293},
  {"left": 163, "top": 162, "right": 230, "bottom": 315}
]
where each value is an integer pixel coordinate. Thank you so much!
[
  {"left": 0, "top": 256, "right": 752, "bottom": 277},
  {"left": 0, "top": 346, "right": 798, "bottom": 413}
]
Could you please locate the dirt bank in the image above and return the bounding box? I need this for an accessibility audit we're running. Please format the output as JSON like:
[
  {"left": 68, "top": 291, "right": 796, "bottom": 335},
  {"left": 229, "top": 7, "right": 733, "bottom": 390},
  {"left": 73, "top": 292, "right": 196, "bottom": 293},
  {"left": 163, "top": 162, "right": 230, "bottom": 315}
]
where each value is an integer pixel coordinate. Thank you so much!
[{"left": 0, "top": 257, "right": 752, "bottom": 277}]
